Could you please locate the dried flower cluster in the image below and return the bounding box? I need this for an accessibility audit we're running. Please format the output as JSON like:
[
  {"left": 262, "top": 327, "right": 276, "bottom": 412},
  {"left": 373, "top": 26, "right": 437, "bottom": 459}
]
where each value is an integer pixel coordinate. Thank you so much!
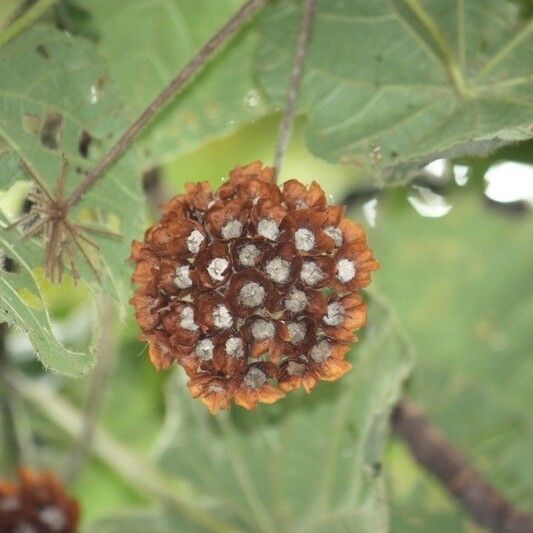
[
  {"left": 131, "top": 162, "right": 379, "bottom": 413},
  {"left": 0, "top": 468, "right": 80, "bottom": 532}
]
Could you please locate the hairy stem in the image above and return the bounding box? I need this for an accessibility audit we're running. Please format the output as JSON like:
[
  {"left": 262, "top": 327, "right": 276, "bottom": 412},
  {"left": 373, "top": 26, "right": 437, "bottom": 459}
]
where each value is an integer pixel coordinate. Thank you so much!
[
  {"left": 0, "top": 0, "right": 59, "bottom": 48},
  {"left": 392, "top": 396, "right": 533, "bottom": 532},
  {"left": 10, "top": 371, "right": 234, "bottom": 533},
  {"left": 63, "top": 294, "right": 117, "bottom": 485},
  {"left": 273, "top": 0, "right": 317, "bottom": 179},
  {"left": 66, "top": 0, "right": 268, "bottom": 208}
]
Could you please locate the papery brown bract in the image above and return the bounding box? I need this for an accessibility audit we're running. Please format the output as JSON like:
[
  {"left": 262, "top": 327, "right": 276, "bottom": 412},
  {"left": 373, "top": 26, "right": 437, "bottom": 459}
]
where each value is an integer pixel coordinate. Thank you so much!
[{"left": 131, "top": 161, "right": 379, "bottom": 413}]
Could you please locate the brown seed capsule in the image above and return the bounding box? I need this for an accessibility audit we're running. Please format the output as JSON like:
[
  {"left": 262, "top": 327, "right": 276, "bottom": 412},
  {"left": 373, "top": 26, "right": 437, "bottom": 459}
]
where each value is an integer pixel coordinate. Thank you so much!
[
  {"left": 131, "top": 161, "right": 379, "bottom": 414},
  {"left": 0, "top": 468, "right": 80, "bottom": 533}
]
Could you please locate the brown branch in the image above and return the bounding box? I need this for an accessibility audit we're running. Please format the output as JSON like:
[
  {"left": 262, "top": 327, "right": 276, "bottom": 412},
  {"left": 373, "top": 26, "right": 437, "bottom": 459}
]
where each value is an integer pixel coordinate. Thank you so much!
[
  {"left": 66, "top": 0, "right": 268, "bottom": 208},
  {"left": 392, "top": 396, "right": 533, "bottom": 533},
  {"left": 63, "top": 294, "right": 117, "bottom": 485},
  {"left": 273, "top": 0, "right": 317, "bottom": 180}
]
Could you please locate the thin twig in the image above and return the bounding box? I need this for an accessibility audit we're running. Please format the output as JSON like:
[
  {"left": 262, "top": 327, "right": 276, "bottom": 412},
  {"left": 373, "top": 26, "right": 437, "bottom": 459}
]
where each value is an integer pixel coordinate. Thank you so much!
[
  {"left": 66, "top": 0, "right": 268, "bottom": 209},
  {"left": 63, "top": 293, "right": 117, "bottom": 485},
  {"left": 392, "top": 396, "right": 533, "bottom": 533},
  {"left": 0, "top": 0, "right": 59, "bottom": 48},
  {"left": 10, "top": 371, "right": 234, "bottom": 533},
  {"left": 273, "top": 0, "right": 317, "bottom": 180}
]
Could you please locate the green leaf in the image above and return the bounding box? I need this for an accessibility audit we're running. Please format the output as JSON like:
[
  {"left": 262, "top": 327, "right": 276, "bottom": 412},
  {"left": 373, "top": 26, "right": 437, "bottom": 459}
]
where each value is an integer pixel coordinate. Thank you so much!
[
  {"left": 0, "top": 25, "right": 144, "bottom": 305},
  {"left": 387, "top": 441, "right": 474, "bottom": 532},
  {"left": 77, "top": 0, "right": 271, "bottom": 168},
  {"left": 373, "top": 183, "right": 533, "bottom": 518},
  {"left": 0, "top": 25, "right": 144, "bottom": 374},
  {"left": 0, "top": 215, "right": 91, "bottom": 376},
  {"left": 256, "top": 0, "right": 533, "bottom": 170},
  {"left": 142, "top": 299, "right": 412, "bottom": 532},
  {"left": 86, "top": 509, "right": 193, "bottom": 533},
  {"left": 0, "top": 0, "right": 19, "bottom": 28}
]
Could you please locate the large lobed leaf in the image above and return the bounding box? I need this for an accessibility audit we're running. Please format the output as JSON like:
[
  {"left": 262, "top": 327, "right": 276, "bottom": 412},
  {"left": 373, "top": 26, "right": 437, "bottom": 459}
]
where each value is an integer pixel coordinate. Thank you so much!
[
  {"left": 97, "top": 299, "right": 411, "bottom": 532},
  {"left": 256, "top": 0, "right": 533, "bottom": 170},
  {"left": 373, "top": 183, "right": 533, "bottom": 522},
  {"left": 77, "top": 0, "right": 272, "bottom": 169},
  {"left": 0, "top": 25, "right": 144, "bottom": 374}
]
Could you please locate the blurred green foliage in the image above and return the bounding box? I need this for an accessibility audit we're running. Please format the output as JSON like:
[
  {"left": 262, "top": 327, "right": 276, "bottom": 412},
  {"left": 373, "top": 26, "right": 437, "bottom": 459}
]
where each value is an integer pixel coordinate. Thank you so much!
[{"left": 0, "top": 0, "right": 532, "bottom": 531}]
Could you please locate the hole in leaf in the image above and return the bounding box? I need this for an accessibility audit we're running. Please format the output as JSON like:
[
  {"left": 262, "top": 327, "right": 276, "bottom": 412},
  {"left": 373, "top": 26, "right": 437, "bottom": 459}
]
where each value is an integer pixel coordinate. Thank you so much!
[
  {"left": 78, "top": 130, "right": 93, "bottom": 158},
  {"left": 36, "top": 44, "right": 50, "bottom": 58},
  {"left": 22, "top": 114, "right": 41, "bottom": 135},
  {"left": 40, "top": 111, "right": 63, "bottom": 150},
  {"left": 22, "top": 195, "right": 34, "bottom": 215},
  {"left": 96, "top": 75, "right": 107, "bottom": 90},
  {"left": 142, "top": 167, "right": 161, "bottom": 193},
  {"left": 0, "top": 252, "right": 20, "bottom": 273},
  {"left": 19, "top": 187, "right": 44, "bottom": 232}
]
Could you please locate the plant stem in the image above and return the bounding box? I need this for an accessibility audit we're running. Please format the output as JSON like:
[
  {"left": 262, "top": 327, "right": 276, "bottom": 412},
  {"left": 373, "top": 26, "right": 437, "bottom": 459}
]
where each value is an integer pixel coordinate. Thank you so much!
[
  {"left": 392, "top": 396, "right": 533, "bottom": 532},
  {"left": 10, "top": 371, "right": 234, "bottom": 533},
  {"left": 66, "top": 0, "right": 269, "bottom": 209},
  {"left": 273, "top": 0, "right": 317, "bottom": 180},
  {"left": 0, "top": 0, "right": 58, "bottom": 48},
  {"left": 63, "top": 294, "right": 117, "bottom": 485}
]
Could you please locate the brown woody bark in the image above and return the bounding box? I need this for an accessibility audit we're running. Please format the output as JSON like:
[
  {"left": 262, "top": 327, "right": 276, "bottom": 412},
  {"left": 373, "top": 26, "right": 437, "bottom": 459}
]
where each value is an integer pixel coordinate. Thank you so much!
[{"left": 392, "top": 397, "right": 533, "bottom": 533}]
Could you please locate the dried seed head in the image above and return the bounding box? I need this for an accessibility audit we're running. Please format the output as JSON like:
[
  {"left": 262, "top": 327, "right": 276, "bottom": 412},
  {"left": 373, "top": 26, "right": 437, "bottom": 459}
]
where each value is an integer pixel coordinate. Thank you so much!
[
  {"left": 310, "top": 339, "right": 331, "bottom": 363},
  {"left": 251, "top": 319, "right": 275, "bottom": 341},
  {"left": 239, "top": 282, "right": 265, "bottom": 307},
  {"left": 239, "top": 243, "right": 260, "bottom": 266},
  {"left": 213, "top": 304, "right": 233, "bottom": 329},
  {"left": 324, "top": 225, "right": 342, "bottom": 247},
  {"left": 226, "top": 336, "right": 244, "bottom": 358},
  {"left": 323, "top": 302, "right": 345, "bottom": 326},
  {"left": 131, "top": 161, "right": 379, "bottom": 414},
  {"left": 39, "top": 506, "right": 67, "bottom": 531},
  {"left": 257, "top": 218, "right": 280, "bottom": 241},
  {"left": 174, "top": 265, "right": 193, "bottom": 288},
  {"left": 265, "top": 257, "right": 291, "bottom": 284},
  {"left": 180, "top": 306, "right": 199, "bottom": 331},
  {"left": 0, "top": 469, "right": 79, "bottom": 532},
  {"left": 337, "top": 258, "right": 356, "bottom": 283},
  {"left": 0, "top": 496, "right": 20, "bottom": 512},
  {"left": 243, "top": 367, "right": 267, "bottom": 389},
  {"left": 285, "top": 289, "right": 308, "bottom": 313},
  {"left": 288, "top": 322, "right": 307, "bottom": 345},
  {"left": 288, "top": 361, "right": 306, "bottom": 376},
  {"left": 294, "top": 228, "right": 315, "bottom": 252},
  {"left": 221, "top": 219, "right": 243, "bottom": 240},
  {"left": 196, "top": 339, "right": 214, "bottom": 361},
  {"left": 207, "top": 258, "right": 229, "bottom": 281},
  {"left": 187, "top": 230, "right": 205, "bottom": 254},
  {"left": 301, "top": 261, "right": 325, "bottom": 286}
]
